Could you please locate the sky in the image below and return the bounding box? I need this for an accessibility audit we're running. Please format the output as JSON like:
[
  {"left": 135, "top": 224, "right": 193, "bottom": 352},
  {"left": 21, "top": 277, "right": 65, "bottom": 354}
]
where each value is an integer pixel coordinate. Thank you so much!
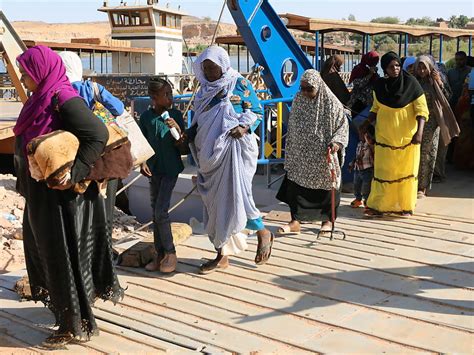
[{"left": 1, "top": 0, "right": 473, "bottom": 24}]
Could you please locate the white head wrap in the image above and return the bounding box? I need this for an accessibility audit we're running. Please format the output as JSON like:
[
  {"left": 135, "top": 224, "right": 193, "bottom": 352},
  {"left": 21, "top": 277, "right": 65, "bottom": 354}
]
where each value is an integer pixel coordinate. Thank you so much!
[
  {"left": 58, "top": 51, "right": 83, "bottom": 83},
  {"left": 192, "top": 46, "right": 240, "bottom": 115}
]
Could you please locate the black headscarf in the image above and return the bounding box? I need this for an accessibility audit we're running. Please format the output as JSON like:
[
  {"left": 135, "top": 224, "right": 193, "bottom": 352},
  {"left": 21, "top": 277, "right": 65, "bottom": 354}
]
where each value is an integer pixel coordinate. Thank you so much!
[{"left": 374, "top": 51, "right": 424, "bottom": 108}]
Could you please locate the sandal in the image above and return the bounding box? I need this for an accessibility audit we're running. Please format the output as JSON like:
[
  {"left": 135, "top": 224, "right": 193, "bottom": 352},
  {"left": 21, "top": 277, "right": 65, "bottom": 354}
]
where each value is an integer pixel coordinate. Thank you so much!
[
  {"left": 255, "top": 232, "right": 274, "bottom": 265},
  {"left": 199, "top": 256, "right": 229, "bottom": 274},
  {"left": 350, "top": 199, "right": 363, "bottom": 208},
  {"left": 417, "top": 190, "right": 426, "bottom": 199},
  {"left": 277, "top": 223, "right": 300, "bottom": 235},
  {"left": 42, "top": 331, "right": 74, "bottom": 349},
  {"left": 364, "top": 208, "right": 383, "bottom": 217}
]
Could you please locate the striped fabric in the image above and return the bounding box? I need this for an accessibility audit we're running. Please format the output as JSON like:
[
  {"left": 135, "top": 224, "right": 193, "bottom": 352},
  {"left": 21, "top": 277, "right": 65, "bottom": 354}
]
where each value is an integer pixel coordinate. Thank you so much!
[{"left": 190, "top": 46, "right": 262, "bottom": 249}]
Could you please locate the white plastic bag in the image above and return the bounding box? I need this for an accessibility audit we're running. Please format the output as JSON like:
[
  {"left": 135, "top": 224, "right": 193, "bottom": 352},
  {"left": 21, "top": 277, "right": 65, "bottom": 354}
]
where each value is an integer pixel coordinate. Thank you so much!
[{"left": 115, "top": 111, "right": 155, "bottom": 168}]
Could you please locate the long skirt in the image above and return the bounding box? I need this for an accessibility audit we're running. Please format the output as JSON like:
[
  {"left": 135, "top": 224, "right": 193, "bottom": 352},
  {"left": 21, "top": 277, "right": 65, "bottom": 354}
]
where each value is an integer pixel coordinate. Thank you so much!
[
  {"left": 276, "top": 175, "right": 339, "bottom": 222},
  {"left": 18, "top": 154, "right": 123, "bottom": 338},
  {"left": 418, "top": 117, "right": 440, "bottom": 190}
]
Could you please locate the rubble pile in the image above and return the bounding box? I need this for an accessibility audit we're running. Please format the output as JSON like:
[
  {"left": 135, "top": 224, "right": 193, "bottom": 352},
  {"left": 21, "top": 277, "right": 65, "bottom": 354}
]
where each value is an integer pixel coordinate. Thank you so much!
[
  {"left": 0, "top": 174, "right": 192, "bottom": 272},
  {"left": 0, "top": 174, "right": 26, "bottom": 273}
]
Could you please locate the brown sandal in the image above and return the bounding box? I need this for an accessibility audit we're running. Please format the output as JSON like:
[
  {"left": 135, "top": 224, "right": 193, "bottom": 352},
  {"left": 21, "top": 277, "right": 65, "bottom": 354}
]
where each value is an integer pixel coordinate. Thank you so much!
[
  {"left": 255, "top": 232, "right": 274, "bottom": 265},
  {"left": 42, "top": 331, "right": 74, "bottom": 349}
]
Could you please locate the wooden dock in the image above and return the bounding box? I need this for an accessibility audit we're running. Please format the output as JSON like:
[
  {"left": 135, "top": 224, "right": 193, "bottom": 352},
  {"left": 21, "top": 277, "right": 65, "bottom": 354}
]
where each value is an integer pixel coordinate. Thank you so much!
[{"left": 0, "top": 170, "right": 473, "bottom": 354}]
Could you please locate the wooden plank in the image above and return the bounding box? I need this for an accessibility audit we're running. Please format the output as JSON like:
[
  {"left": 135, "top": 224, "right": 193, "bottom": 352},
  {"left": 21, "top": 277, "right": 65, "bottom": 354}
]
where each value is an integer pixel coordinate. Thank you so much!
[
  {"left": 116, "top": 268, "right": 443, "bottom": 354},
  {"left": 179, "top": 237, "right": 473, "bottom": 330},
  {"left": 0, "top": 288, "right": 175, "bottom": 353}
]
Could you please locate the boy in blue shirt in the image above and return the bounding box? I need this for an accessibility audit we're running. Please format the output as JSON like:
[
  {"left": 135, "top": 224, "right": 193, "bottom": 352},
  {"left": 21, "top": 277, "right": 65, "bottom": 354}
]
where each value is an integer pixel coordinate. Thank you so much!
[{"left": 139, "top": 78, "right": 185, "bottom": 274}]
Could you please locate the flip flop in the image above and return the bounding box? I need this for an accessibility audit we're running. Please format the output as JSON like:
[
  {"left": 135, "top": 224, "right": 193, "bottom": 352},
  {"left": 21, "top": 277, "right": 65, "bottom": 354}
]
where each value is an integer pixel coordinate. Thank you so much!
[
  {"left": 255, "top": 232, "right": 274, "bottom": 265},
  {"left": 277, "top": 224, "right": 301, "bottom": 235}
]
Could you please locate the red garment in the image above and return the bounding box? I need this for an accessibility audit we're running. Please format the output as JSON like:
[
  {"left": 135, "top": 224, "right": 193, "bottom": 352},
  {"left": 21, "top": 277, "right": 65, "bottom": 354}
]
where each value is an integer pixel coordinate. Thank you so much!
[{"left": 349, "top": 51, "right": 380, "bottom": 83}]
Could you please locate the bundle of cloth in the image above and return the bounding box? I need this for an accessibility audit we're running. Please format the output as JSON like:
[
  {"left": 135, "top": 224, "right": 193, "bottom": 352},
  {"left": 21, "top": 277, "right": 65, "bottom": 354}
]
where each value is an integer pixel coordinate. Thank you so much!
[{"left": 27, "top": 124, "right": 133, "bottom": 193}]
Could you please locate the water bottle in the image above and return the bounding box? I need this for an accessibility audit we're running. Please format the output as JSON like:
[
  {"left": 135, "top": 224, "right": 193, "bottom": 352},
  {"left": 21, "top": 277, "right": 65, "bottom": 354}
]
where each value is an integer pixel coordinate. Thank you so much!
[{"left": 162, "top": 111, "right": 180, "bottom": 141}]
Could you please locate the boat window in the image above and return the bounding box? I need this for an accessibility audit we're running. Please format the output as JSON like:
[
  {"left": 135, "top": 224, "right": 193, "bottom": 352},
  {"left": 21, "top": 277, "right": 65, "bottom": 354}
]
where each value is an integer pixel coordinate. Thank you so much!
[
  {"left": 166, "top": 14, "right": 172, "bottom": 28},
  {"left": 111, "top": 10, "right": 151, "bottom": 27},
  {"left": 176, "top": 16, "right": 181, "bottom": 28},
  {"left": 140, "top": 11, "right": 151, "bottom": 25}
]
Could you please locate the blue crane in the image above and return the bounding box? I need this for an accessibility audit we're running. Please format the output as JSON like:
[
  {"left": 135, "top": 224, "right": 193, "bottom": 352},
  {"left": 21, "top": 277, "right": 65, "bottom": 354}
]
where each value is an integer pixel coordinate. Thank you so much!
[{"left": 227, "top": 0, "right": 313, "bottom": 99}]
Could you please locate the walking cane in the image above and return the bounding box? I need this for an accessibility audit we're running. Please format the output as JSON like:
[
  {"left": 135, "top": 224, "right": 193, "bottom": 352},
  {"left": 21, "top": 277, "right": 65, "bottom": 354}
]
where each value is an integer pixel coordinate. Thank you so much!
[{"left": 317, "top": 148, "right": 346, "bottom": 241}]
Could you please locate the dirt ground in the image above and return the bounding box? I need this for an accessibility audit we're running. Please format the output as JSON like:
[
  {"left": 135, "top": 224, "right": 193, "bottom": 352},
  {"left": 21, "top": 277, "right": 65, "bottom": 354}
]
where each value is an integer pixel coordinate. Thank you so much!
[{"left": 0, "top": 174, "right": 152, "bottom": 275}]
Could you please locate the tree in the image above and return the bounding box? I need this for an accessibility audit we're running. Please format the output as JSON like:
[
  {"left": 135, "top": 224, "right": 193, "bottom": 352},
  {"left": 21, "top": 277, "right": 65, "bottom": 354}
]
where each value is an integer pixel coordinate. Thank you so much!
[
  {"left": 348, "top": 14, "right": 356, "bottom": 22},
  {"left": 449, "top": 15, "right": 470, "bottom": 28},
  {"left": 405, "top": 16, "right": 436, "bottom": 27},
  {"left": 370, "top": 16, "right": 400, "bottom": 24}
]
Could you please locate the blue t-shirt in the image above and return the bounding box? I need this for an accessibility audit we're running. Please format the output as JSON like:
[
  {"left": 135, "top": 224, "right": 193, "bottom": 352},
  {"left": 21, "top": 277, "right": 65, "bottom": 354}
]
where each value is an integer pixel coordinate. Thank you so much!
[{"left": 72, "top": 80, "right": 124, "bottom": 116}]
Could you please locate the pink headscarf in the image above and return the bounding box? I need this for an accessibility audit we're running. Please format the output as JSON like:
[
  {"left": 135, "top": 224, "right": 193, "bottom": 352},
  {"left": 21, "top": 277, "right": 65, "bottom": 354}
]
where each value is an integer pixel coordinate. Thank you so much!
[
  {"left": 349, "top": 51, "right": 379, "bottom": 83},
  {"left": 14, "top": 46, "right": 79, "bottom": 149}
]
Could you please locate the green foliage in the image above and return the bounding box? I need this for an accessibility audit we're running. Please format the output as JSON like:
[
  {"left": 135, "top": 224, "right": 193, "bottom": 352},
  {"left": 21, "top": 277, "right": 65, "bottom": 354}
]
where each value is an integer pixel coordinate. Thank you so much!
[
  {"left": 449, "top": 15, "right": 470, "bottom": 28},
  {"left": 348, "top": 14, "right": 356, "bottom": 22},
  {"left": 203, "top": 16, "right": 212, "bottom": 22},
  {"left": 189, "top": 44, "right": 208, "bottom": 53},
  {"left": 405, "top": 16, "right": 436, "bottom": 27},
  {"left": 370, "top": 16, "right": 400, "bottom": 24}
]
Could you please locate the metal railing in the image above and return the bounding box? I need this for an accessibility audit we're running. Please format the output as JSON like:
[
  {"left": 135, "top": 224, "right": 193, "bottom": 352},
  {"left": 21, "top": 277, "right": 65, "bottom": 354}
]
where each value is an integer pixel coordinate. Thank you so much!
[{"left": 164, "top": 94, "right": 293, "bottom": 188}]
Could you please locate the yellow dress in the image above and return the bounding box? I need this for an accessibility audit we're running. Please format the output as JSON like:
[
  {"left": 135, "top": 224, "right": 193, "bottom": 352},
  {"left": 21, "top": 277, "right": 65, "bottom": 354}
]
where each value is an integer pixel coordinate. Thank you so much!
[{"left": 367, "top": 93, "right": 429, "bottom": 213}]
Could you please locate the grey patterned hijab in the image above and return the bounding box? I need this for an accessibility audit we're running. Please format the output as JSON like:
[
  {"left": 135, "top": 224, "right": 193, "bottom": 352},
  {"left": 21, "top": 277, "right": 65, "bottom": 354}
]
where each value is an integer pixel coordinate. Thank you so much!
[{"left": 285, "top": 69, "right": 349, "bottom": 190}]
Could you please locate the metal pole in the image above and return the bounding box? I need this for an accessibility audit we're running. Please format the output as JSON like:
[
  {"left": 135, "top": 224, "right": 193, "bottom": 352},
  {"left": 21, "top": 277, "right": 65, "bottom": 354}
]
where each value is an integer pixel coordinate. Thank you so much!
[
  {"left": 469, "top": 35, "right": 473, "bottom": 56},
  {"left": 276, "top": 102, "right": 282, "bottom": 158},
  {"left": 117, "top": 51, "right": 120, "bottom": 74},
  {"left": 140, "top": 52, "right": 142, "bottom": 73},
  {"left": 100, "top": 52, "right": 103, "bottom": 73},
  {"left": 404, "top": 34, "right": 408, "bottom": 57},
  {"left": 398, "top": 34, "right": 402, "bottom": 56},
  {"left": 315, "top": 30, "right": 319, "bottom": 70},
  {"left": 366, "top": 35, "right": 371, "bottom": 53},
  {"left": 321, "top": 32, "right": 325, "bottom": 66},
  {"left": 429, "top": 35, "right": 433, "bottom": 55},
  {"left": 362, "top": 35, "right": 366, "bottom": 55},
  {"left": 237, "top": 45, "right": 240, "bottom": 72},
  {"left": 457, "top": 37, "right": 461, "bottom": 52},
  {"left": 246, "top": 47, "right": 250, "bottom": 72},
  {"left": 105, "top": 51, "right": 108, "bottom": 73},
  {"left": 92, "top": 49, "right": 95, "bottom": 71},
  {"left": 129, "top": 52, "right": 132, "bottom": 73},
  {"left": 439, "top": 34, "right": 444, "bottom": 63}
]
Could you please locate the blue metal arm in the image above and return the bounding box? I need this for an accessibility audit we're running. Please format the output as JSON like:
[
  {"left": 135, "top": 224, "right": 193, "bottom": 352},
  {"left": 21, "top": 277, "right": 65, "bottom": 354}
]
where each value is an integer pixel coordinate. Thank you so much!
[{"left": 227, "top": 0, "right": 313, "bottom": 100}]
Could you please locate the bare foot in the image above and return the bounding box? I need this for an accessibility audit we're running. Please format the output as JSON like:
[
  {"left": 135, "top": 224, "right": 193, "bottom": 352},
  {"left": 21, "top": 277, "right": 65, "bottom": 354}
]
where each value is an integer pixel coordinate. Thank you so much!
[{"left": 255, "top": 229, "right": 274, "bottom": 265}]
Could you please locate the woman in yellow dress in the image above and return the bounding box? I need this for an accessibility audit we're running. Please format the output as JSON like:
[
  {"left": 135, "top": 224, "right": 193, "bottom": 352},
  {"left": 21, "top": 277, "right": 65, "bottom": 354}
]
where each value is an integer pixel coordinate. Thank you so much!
[{"left": 365, "top": 52, "right": 429, "bottom": 216}]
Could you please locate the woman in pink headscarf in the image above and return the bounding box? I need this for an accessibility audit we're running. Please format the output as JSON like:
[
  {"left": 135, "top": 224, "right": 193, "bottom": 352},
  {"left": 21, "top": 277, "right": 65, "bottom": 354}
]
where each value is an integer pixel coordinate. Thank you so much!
[
  {"left": 14, "top": 46, "right": 124, "bottom": 348},
  {"left": 348, "top": 51, "right": 380, "bottom": 114}
]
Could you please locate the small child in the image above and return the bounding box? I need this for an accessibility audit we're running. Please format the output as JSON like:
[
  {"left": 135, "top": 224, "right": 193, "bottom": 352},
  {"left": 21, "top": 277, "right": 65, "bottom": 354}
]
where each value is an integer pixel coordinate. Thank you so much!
[
  {"left": 138, "top": 78, "right": 185, "bottom": 274},
  {"left": 349, "top": 124, "right": 375, "bottom": 208}
]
